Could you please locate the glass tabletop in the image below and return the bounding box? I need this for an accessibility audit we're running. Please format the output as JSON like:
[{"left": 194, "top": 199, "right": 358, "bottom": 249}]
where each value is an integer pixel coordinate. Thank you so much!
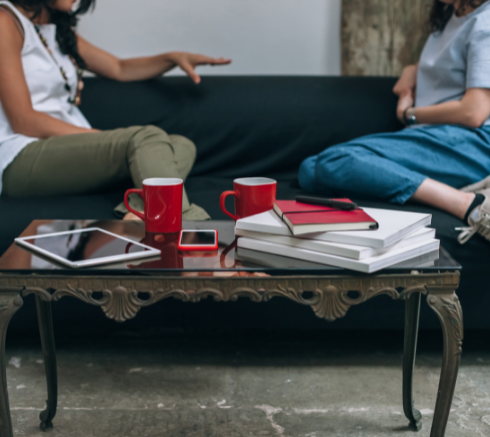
[{"left": 0, "top": 220, "right": 461, "bottom": 276}]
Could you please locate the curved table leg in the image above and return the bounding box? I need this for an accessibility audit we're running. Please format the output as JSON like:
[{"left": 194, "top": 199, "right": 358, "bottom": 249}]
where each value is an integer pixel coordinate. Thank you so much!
[
  {"left": 403, "top": 292, "right": 422, "bottom": 431},
  {"left": 426, "top": 289, "right": 463, "bottom": 437},
  {"left": 0, "top": 290, "right": 24, "bottom": 437},
  {"left": 36, "top": 297, "right": 58, "bottom": 432}
]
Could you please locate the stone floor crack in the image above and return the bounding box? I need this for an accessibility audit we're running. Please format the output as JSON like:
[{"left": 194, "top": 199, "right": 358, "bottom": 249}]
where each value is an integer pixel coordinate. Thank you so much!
[{"left": 255, "top": 405, "right": 286, "bottom": 436}]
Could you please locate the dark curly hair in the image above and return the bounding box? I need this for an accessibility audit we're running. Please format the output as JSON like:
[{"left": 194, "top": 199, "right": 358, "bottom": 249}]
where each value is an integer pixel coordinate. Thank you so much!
[
  {"left": 9, "top": 0, "right": 95, "bottom": 69},
  {"left": 430, "top": 0, "right": 489, "bottom": 32}
]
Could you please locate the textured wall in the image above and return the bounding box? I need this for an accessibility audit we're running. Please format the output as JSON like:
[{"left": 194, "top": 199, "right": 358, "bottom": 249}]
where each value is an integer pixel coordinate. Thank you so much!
[{"left": 342, "top": 0, "right": 433, "bottom": 76}]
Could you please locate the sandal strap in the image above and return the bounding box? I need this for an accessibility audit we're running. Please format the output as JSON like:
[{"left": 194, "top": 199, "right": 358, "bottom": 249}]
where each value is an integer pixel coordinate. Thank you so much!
[{"left": 458, "top": 210, "right": 490, "bottom": 244}]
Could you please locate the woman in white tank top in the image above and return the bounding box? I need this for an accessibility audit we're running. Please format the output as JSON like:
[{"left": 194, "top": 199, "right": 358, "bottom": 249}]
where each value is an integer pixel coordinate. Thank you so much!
[{"left": 0, "top": 0, "right": 231, "bottom": 219}]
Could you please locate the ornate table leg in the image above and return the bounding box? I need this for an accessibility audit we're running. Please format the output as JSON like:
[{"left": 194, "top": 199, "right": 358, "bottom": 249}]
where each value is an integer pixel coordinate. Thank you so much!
[
  {"left": 35, "top": 296, "right": 58, "bottom": 432},
  {"left": 426, "top": 289, "right": 463, "bottom": 437},
  {"left": 403, "top": 292, "right": 422, "bottom": 431},
  {"left": 0, "top": 290, "right": 23, "bottom": 437}
]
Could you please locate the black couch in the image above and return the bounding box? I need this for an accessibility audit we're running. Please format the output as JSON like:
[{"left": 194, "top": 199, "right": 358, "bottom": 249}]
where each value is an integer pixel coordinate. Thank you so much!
[{"left": 1, "top": 76, "right": 489, "bottom": 333}]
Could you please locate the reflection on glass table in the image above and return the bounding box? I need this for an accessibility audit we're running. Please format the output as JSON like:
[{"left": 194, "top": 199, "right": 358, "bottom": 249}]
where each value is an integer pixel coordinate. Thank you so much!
[{"left": 0, "top": 220, "right": 461, "bottom": 276}]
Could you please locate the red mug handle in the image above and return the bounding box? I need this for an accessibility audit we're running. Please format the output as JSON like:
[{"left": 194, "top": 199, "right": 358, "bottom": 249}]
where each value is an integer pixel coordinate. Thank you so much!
[
  {"left": 220, "top": 239, "right": 238, "bottom": 268},
  {"left": 125, "top": 242, "right": 134, "bottom": 254},
  {"left": 220, "top": 191, "right": 240, "bottom": 221},
  {"left": 124, "top": 189, "right": 145, "bottom": 220}
]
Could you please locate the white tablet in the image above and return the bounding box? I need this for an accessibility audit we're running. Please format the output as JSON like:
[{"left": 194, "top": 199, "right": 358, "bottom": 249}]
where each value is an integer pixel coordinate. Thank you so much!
[{"left": 15, "top": 227, "right": 161, "bottom": 269}]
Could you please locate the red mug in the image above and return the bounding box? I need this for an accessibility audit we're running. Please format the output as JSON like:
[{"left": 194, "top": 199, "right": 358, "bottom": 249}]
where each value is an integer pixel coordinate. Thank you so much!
[
  {"left": 124, "top": 178, "right": 183, "bottom": 233},
  {"left": 220, "top": 177, "right": 277, "bottom": 221}
]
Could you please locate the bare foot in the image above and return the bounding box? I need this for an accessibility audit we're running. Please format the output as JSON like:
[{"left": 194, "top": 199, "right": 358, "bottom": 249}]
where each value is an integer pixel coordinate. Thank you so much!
[{"left": 123, "top": 212, "right": 143, "bottom": 221}]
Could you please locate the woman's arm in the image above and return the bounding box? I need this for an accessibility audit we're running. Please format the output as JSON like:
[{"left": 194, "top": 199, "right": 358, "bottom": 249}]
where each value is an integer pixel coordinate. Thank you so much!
[
  {"left": 397, "top": 88, "right": 490, "bottom": 128},
  {"left": 393, "top": 64, "right": 418, "bottom": 98},
  {"left": 0, "top": 12, "right": 97, "bottom": 138},
  {"left": 78, "top": 36, "right": 231, "bottom": 84}
]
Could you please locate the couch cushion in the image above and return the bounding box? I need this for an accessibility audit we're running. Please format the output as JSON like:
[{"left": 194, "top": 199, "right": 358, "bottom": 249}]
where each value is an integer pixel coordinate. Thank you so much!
[{"left": 80, "top": 76, "right": 402, "bottom": 178}]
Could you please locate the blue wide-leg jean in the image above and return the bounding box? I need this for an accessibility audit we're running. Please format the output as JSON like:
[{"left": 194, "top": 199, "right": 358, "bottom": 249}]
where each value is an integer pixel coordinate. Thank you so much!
[{"left": 299, "top": 125, "right": 490, "bottom": 204}]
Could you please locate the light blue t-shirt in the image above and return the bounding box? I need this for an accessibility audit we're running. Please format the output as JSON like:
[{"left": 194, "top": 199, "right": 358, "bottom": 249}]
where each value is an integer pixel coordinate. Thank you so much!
[{"left": 416, "top": 1, "right": 490, "bottom": 125}]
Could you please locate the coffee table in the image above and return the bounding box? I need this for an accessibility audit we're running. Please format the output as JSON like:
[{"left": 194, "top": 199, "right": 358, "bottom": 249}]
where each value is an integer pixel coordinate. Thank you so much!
[{"left": 0, "top": 220, "right": 462, "bottom": 437}]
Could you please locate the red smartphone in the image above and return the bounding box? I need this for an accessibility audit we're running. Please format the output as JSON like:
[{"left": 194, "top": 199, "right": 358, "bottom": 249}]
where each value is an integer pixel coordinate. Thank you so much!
[{"left": 178, "top": 229, "right": 219, "bottom": 251}]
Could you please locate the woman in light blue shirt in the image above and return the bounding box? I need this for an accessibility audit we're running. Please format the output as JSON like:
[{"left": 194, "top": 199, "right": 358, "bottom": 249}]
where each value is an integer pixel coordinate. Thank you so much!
[{"left": 299, "top": 0, "right": 490, "bottom": 244}]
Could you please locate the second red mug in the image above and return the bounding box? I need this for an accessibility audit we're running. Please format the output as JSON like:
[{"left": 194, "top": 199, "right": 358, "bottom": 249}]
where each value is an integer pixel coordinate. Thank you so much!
[
  {"left": 220, "top": 177, "right": 277, "bottom": 221},
  {"left": 124, "top": 178, "right": 183, "bottom": 233}
]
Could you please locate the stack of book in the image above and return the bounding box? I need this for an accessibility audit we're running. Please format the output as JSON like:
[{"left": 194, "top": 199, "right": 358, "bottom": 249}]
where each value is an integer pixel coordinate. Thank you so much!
[{"left": 235, "top": 199, "right": 439, "bottom": 273}]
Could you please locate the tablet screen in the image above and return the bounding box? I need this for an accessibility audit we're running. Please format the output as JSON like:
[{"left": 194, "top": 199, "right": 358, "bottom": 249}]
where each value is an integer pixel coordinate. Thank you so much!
[{"left": 21, "top": 229, "right": 155, "bottom": 267}]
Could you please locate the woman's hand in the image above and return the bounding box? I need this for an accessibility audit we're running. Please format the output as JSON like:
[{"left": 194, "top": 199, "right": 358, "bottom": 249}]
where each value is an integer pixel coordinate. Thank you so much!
[
  {"left": 79, "top": 37, "right": 231, "bottom": 83},
  {"left": 393, "top": 64, "right": 418, "bottom": 97},
  {"left": 396, "top": 90, "right": 414, "bottom": 124},
  {"left": 165, "top": 52, "right": 232, "bottom": 84},
  {"left": 394, "top": 65, "right": 418, "bottom": 124}
]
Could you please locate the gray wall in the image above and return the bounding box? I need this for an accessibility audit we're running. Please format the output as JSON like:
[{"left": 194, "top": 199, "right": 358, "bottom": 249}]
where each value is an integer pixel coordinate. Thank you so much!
[{"left": 77, "top": 0, "right": 341, "bottom": 76}]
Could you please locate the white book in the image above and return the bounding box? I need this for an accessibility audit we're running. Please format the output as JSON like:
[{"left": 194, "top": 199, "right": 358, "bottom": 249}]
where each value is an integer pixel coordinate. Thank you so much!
[
  {"left": 237, "top": 237, "right": 440, "bottom": 274},
  {"left": 236, "top": 208, "right": 432, "bottom": 249},
  {"left": 236, "top": 247, "right": 440, "bottom": 270},
  {"left": 235, "top": 227, "right": 436, "bottom": 260}
]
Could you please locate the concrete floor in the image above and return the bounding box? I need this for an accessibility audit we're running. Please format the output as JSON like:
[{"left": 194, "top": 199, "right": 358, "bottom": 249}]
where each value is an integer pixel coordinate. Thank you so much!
[{"left": 5, "top": 330, "right": 490, "bottom": 437}]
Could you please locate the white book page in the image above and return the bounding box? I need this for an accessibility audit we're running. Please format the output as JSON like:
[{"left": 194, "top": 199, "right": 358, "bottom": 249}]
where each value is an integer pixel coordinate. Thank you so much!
[
  {"left": 237, "top": 237, "right": 440, "bottom": 273},
  {"left": 235, "top": 227, "right": 436, "bottom": 260}
]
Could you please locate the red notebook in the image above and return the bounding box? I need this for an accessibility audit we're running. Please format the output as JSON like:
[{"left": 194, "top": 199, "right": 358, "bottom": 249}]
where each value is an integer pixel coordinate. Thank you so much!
[{"left": 273, "top": 200, "right": 379, "bottom": 236}]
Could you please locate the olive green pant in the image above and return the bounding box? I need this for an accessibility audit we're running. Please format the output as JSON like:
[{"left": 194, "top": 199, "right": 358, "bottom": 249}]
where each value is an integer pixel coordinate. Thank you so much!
[{"left": 2, "top": 126, "right": 210, "bottom": 220}]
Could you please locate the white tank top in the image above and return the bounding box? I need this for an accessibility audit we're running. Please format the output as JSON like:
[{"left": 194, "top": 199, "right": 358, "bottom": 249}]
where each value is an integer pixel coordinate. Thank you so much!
[{"left": 0, "top": 1, "right": 91, "bottom": 194}]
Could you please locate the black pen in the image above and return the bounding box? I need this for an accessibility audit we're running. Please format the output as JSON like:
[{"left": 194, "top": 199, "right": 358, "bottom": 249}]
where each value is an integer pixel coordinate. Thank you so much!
[{"left": 296, "top": 196, "right": 359, "bottom": 211}]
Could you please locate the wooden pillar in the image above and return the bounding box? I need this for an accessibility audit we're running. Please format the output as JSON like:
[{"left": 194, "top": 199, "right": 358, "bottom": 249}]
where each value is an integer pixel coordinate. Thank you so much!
[{"left": 341, "top": 0, "right": 433, "bottom": 76}]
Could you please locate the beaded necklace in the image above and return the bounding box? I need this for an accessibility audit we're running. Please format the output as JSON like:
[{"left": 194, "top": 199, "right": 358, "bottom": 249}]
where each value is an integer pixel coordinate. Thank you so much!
[{"left": 34, "top": 25, "right": 83, "bottom": 106}]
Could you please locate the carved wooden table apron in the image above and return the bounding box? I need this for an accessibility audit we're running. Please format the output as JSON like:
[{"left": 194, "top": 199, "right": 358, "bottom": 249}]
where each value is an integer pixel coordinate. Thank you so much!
[{"left": 0, "top": 271, "right": 462, "bottom": 437}]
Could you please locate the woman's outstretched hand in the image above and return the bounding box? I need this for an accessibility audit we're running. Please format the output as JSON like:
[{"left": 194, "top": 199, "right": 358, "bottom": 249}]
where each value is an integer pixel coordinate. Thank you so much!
[
  {"left": 166, "top": 52, "right": 232, "bottom": 84},
  {"left": 78, "top": 37, "right": 232, "bottom": 84}
]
